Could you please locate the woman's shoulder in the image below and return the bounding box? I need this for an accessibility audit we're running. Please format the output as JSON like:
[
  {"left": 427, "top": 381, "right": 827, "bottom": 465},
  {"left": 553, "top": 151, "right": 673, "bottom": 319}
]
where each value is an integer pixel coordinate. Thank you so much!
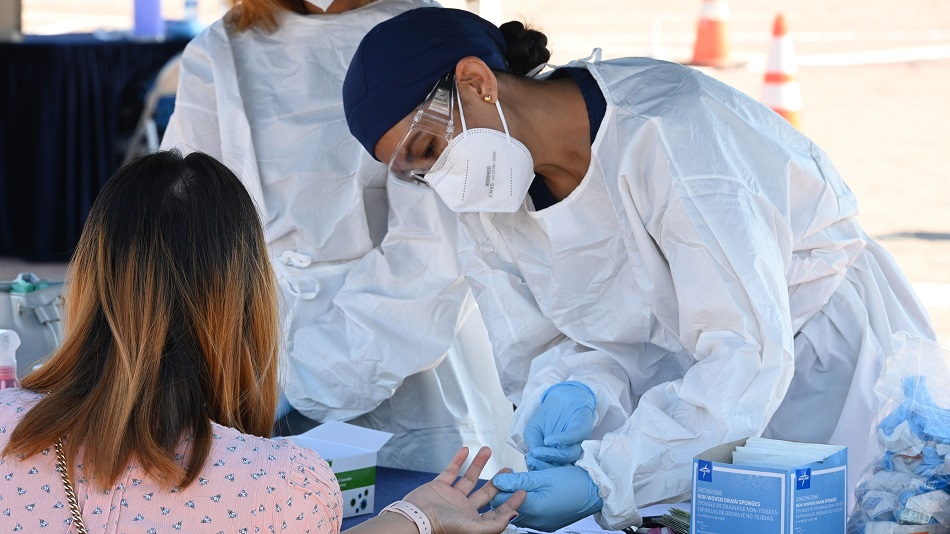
[
  {"left": 0, "top": 387, "right": 43, "bottom": 402},
  {"left": 180, "top": 16, "right": 232, "bottom": 58},
  {"left": 204, "top": 424, "right": 343, "bottom": 530},
  {"left": 208, "top": 423, "right": 338, "bottom": 489},
  {"left": 209, "top": 423, "right": 326, "bottom": 464},
  {"left": 0, "top": 388, "right": 43, "bottom": 421},
  {"left": 590, "top": 58, "right": 699, "bottom": 109},
  {"left": 593, "top": 57, "right": 760, "bottom": 125}
]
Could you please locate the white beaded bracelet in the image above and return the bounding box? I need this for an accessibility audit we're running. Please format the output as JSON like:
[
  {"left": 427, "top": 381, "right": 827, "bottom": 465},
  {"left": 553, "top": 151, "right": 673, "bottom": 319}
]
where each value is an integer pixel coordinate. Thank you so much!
[{"left": 380, "top": 500, "right": 432, "bottom": 534}]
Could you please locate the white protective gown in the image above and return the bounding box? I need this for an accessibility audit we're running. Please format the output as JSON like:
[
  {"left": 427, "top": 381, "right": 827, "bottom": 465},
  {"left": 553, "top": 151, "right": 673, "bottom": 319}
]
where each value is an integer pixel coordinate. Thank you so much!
[
  {"left": 161, "top": 0, "right": 523, "bottom": 473},
  {"left": 456, "top": 58, "right": 935, "bottom": 529}
]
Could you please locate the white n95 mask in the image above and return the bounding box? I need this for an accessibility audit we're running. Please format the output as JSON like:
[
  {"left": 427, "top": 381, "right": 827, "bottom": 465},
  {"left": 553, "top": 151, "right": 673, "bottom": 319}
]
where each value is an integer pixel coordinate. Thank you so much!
[
  {"left": 424, "top": 88, "right": 535, "bottom": 213},
  {"left": 304, "top": 0, "right": 336, "bottom": 11}
]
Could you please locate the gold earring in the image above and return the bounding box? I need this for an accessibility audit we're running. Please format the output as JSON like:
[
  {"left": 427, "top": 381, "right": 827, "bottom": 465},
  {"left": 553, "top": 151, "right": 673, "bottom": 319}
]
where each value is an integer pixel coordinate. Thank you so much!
[{"left": 484, "top": 95, "right": 493, "bottom": 102}]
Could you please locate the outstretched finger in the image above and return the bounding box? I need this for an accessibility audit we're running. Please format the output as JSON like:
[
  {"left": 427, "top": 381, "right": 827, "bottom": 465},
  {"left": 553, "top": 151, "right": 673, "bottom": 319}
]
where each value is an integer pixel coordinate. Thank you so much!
[
  {"left": 490, "top": 490, "right": 513, "bottom": 511},
  {"left": 467, "top": 467, "right": 510, "bottom": 509},
  {"left": 433, "top": 447, "right": 469, "bottom": 486},
  {"left": 476, "top": 489, "right": 526, "bottom": 532},
  {"left": 453, "top": 446, "right": 491, "bottom": 496}
]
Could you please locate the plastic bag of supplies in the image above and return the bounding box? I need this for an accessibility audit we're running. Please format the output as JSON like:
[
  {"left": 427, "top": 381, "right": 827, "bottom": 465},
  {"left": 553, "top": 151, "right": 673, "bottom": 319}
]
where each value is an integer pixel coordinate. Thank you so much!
[{"left": 847, "top": 333, "right": 950, "bottom": 534}]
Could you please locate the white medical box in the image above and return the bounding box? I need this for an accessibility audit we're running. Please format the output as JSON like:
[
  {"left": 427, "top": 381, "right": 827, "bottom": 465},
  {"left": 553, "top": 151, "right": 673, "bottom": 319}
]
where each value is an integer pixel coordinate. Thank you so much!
[{"left": 290, "top": 420, "right": 392, "bottom": 518}]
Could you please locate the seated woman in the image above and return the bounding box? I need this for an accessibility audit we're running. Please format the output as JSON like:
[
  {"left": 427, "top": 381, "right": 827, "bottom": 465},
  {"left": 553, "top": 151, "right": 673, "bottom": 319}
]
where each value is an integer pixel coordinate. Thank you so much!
[{"left": 0, "top": 150, "right": 523, "bottom": 534}]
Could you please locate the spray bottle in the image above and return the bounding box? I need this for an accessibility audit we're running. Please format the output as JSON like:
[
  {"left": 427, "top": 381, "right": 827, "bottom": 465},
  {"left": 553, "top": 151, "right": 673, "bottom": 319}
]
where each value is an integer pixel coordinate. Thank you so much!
[{"left": 0, "top": 329, "right": 20, "bottom": 389}]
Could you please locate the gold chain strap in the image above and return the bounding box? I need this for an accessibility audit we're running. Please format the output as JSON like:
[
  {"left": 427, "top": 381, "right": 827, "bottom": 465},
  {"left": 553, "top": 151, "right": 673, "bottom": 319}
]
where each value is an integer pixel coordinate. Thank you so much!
[{"left": 54, "top": 438, "right": 89, "bottom": 534}]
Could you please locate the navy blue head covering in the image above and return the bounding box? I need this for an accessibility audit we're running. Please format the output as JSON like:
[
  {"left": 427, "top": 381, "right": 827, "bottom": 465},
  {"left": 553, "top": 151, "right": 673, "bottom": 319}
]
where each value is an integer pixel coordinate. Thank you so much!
[{"left": 343, "top": 7, "right": 509, "bottom": 159}]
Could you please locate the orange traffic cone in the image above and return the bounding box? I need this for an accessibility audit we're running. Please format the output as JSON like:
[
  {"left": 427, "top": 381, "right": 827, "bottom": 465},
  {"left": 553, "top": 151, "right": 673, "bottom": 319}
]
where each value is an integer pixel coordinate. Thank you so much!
[
  {"left": 690, "top": 0, "right": 732, "bottom": 67},
  {"left": 761, "top": 14, "right": 801, "bottom": 128}
]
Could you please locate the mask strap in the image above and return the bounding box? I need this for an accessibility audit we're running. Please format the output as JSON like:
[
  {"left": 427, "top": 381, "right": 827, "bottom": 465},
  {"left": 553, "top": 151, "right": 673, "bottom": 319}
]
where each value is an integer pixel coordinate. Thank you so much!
[
  {"left": 495, "top": 100, "right": 514, "bottom": 142},
  {"left": 455, "top": 81, "right": 468, "bottom": 132},
  {"left": 525, "top": 62, "right": 554, "bottom": 78},
  {"left": 455, "top": 80, "right": 513, "bottom": 142}
]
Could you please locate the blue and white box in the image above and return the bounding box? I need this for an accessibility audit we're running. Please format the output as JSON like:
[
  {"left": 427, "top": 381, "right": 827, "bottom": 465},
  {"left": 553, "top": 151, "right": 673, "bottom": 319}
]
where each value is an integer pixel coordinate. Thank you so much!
[{"left": 691, "top": 437, "right": 848, "bottom": 534}]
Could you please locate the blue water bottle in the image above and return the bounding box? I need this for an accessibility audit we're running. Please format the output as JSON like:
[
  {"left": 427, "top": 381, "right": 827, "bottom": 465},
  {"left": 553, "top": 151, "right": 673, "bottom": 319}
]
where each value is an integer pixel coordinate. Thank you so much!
[{"left": 133, "top": 0, "right": 165, "bottom": 40}]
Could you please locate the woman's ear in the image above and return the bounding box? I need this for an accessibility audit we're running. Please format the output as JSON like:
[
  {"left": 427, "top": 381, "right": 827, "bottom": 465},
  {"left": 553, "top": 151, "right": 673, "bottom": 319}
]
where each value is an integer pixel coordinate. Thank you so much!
[{"left": 455, "top": 57, "right": 499, "bottom": 102}]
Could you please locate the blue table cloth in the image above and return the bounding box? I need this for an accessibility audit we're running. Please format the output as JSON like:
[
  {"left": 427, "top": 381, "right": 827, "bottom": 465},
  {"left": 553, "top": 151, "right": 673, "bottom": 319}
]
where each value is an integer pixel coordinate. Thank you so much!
[{"left": 0, "top": 33, "right": 189, "bottom": 260}]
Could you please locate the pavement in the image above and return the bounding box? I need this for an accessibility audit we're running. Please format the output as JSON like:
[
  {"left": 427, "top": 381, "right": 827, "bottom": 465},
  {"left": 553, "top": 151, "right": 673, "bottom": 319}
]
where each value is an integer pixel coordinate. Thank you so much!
[{"left": 5, "top": 0, "right": 950, "bottom": 342}]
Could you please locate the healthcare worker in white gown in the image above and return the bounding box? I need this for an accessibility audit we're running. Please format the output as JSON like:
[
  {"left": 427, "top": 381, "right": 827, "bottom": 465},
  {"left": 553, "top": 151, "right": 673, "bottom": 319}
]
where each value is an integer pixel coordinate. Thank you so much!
[
  {"left": 160, "top": 0, "right": 523, "bottom": 474},
  {"left": 341, "top": 8, "right": 937, "bottom": 531}
]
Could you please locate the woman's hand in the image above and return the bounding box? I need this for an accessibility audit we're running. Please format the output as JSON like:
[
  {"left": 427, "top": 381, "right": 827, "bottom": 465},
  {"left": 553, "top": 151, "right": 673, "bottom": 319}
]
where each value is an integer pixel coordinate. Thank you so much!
[{"left": 403, "top": 446, "right": 525, "bottom": 534}]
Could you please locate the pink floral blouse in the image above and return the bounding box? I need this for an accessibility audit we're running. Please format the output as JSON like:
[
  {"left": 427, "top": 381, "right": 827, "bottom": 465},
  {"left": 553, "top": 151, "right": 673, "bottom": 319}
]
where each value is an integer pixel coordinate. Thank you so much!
[{"left": 0, "top": 388, "right": 342, "bottom": 533}]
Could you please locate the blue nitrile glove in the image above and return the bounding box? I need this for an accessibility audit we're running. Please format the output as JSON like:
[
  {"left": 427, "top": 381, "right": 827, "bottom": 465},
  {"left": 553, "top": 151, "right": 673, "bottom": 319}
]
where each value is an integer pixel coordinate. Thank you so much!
[
  {"left": 914, "top": 446, "right": 945, "bottom": 478},
  {"left": 523, "top": 381, "right": 596, "bottom": 470},
  {"left": 490, "top": 465, "right": 603, "bottom": 532},
  {"left": 902, "top": 377, "right": 950, "bottom": 444}
]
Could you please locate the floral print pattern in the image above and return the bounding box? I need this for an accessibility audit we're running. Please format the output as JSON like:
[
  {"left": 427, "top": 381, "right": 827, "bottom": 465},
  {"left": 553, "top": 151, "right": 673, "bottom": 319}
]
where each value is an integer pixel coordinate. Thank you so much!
[{"left": 0, "top": 388, "right": 342, "bottom": 533}]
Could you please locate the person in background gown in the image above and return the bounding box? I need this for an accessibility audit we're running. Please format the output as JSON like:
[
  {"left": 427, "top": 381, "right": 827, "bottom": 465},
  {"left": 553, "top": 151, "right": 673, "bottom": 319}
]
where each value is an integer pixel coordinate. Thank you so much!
[{"left": 161, "top": 0, "right": 522, "bottom": 473}]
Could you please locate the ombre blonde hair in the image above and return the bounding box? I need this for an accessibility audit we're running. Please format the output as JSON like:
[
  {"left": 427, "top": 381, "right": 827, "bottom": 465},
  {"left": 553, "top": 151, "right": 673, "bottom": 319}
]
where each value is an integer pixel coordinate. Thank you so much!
[
  {"left": 226, "top": 0, "right": 377, "bottom": 33},
  {"left": 3, "top": 150, "right": 280, "bottom": 491}
]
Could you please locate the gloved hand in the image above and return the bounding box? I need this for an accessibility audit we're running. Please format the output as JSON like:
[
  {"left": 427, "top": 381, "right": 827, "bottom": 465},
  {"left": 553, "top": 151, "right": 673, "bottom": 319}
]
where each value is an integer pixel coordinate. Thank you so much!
[
  {"left": 523, "top": 381, "right": 596, "bottom": 470},
  {"left": 490, "top": 465, "right": 603, "bottom": 532}
]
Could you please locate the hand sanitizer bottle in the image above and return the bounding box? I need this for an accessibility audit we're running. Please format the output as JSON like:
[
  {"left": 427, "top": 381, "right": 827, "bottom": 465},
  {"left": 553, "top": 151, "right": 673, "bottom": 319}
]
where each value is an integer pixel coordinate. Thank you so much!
[{"left": 0, "top": 329, "right": 20, "bottom": 390}]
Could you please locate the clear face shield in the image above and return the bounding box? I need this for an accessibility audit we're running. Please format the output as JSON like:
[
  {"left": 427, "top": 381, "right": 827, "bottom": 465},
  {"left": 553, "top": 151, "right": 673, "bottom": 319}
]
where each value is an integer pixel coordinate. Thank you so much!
[{"left": 387, "top": 72, "right": 456, "bottom": 183}]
